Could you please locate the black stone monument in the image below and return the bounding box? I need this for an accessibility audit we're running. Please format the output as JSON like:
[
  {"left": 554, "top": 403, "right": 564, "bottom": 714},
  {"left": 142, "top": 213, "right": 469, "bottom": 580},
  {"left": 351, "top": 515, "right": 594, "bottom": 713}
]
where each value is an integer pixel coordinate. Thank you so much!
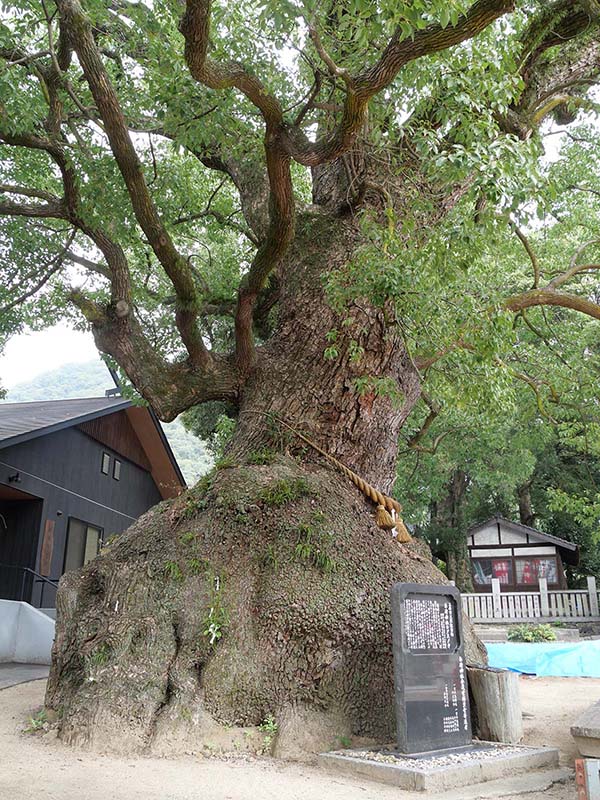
[{"left": 391, "top": 582, "right": 472, "bottom": 754}]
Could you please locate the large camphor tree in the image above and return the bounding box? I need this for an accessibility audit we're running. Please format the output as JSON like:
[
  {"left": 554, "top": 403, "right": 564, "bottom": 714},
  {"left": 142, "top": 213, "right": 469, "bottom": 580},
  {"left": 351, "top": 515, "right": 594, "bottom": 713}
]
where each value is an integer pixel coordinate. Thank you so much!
[{"left": 3, "top": 0, "right": 600, "bottom": 755}]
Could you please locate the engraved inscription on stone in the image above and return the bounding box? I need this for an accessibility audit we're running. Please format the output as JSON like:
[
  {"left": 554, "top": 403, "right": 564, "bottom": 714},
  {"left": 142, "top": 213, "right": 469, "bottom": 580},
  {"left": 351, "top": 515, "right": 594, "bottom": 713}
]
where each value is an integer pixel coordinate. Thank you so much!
[
  {"left": 391, "top": 582, "right": 472, "bottom": 754},
  {"left": 404, "top": 596, "right": 456, "bottom": 652}
]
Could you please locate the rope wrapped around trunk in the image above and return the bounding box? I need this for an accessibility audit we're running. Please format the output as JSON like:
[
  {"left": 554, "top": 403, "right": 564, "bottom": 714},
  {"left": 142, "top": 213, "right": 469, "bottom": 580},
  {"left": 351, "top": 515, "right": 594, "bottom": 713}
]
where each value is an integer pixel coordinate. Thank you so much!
[{"left": 273, "top": 418, "right": 412, "bottom": 543}]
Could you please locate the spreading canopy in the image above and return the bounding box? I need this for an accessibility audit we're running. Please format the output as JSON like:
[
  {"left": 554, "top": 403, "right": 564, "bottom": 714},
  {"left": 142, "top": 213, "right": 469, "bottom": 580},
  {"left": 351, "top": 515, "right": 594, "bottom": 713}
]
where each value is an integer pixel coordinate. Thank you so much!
[{"left": 2, "top": 0, "right": 600, "bottom": 421}]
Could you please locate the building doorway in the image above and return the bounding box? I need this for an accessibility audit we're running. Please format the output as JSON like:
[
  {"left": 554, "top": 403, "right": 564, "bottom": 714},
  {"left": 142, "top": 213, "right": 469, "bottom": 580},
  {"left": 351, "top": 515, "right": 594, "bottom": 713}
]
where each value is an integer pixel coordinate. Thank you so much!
[{"left": 0, "top": 485, "right": 43, "bottom": 603}]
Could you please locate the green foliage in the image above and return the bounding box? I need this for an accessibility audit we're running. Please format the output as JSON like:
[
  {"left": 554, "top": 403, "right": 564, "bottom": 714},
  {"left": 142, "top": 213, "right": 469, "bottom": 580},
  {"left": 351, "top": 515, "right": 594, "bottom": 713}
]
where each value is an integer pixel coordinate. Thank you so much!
[
  {"left": 259, "top": 477, "right": 312, "bottom": 507},
  {"left": 260, "top": 543, "right": 279, "bottom": 571},
  {"left": 164, "top": 560, "right": 184, "bottom": 582},
  {"left": 293, "top": 513, "right": 337, "bottom": 573},
  {"left": 88, "top": 643, "right": 111, "bottom": 666},
  {"left": 2, "top": 0, "right": 600, "bottom": 600},
  {"left": 214, "top": 455, "right": 237, "bottom": 470},
  {"left": 202, "top": 574, "right": 228, "bottom": 646},
  {"left": 188, "top": 557, "right": 208, "bottom": 575},
  {"left": 247, "top": 449, "right": 278, "bottom": 465},
  {"left": 507, "top": 624, "right": 557, "bottom": 643},
  {"left": 258, "top": 714, "right": 278, "bottom": 751},
  {"left": 182, "top": 403, "right": 237, "bottom": 460},
  {"left": 180, "top": 471, "right": 215, "bottom": 518},
  {"left": 24, "top": 709, "right": 48, "bottom": 734}
]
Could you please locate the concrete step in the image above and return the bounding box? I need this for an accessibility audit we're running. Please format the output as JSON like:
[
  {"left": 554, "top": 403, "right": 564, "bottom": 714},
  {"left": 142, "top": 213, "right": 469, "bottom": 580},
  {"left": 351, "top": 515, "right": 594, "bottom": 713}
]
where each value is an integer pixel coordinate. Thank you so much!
[
  {"left": 40, "top": 608, "right": 56, "bottom": 621},
  {"left": 0, "top": 662, "right": 50, "bottom": 691},
  {"left": 571, "top": 699, "right": 600, "bottom": 758},
  {"left": 429, "top": 767, "right": 572, "bottom": 800}
]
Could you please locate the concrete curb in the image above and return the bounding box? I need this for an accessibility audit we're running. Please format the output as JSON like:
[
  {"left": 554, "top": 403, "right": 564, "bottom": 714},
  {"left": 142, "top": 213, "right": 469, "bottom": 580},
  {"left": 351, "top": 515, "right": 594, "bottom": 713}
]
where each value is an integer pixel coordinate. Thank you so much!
[{"left": 318, "top": 744, "right": 560, "bottom": 791}]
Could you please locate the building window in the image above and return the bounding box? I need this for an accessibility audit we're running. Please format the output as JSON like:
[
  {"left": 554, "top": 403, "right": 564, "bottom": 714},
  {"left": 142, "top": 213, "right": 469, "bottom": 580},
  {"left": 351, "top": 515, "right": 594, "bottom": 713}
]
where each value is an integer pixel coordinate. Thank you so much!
[
  {"left": 113, "top": 459, "right": 121, "bottom": 480},
  {"left": 472, "top": 558, "right": 513, "bottom": 586},
  {"left": 64, "top": 519, "right": 103, "bottom": 573},
  {"left": 515, "top": 557, "right": 558, "bottom": 586},
  {"left": 101, "top": 452, "right": 110, "bottom": 474}
]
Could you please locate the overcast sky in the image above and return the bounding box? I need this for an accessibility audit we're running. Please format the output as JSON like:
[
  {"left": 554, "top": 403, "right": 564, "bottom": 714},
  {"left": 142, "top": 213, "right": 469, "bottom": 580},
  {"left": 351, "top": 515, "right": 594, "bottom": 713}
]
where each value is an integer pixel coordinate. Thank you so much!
[{"left": 0, "top": 323, "right": 100, "bottom": 389}]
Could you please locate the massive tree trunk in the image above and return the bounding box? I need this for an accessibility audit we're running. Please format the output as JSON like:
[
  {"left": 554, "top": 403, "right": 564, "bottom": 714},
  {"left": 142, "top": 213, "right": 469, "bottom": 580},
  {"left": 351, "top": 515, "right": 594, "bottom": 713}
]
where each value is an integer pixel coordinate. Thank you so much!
[{"left": 45, "top": 209, "right": 486, "bottom": 759}]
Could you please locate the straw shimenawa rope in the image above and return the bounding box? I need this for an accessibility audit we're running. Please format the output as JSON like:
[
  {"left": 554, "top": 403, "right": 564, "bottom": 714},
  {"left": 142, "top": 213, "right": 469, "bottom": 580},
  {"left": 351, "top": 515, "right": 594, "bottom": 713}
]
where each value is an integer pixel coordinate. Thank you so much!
[{"left": 269, "top": 417, "right": 412, "bottom": 543}]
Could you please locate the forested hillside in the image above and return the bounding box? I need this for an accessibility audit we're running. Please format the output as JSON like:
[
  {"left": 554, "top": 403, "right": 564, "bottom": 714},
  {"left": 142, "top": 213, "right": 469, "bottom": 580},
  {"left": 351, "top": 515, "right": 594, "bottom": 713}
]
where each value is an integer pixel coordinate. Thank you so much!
[{"left": 4, "top": 361, "right": 211, "bottom": 483}]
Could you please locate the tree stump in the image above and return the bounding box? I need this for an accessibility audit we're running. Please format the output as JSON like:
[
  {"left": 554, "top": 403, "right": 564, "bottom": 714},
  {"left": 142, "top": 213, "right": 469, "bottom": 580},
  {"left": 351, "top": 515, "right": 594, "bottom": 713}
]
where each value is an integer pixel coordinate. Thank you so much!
[{"left": 467, "top": 665, "right": 523, "bottom": 744}]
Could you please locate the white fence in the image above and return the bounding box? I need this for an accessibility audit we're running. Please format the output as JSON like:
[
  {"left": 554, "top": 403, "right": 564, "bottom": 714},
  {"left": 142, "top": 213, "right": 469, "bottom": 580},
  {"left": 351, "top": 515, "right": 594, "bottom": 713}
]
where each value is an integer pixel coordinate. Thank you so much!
[{"left": 462, "top": 576, "right": 600, "bottom": 623}]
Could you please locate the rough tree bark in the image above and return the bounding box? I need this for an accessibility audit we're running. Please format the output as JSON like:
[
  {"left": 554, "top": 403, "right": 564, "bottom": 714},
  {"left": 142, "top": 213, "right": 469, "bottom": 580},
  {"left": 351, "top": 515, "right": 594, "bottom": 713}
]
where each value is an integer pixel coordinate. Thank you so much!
[
  {"left": 45, "top": 205, "right": 486, "bottom": 758},
  {"left": 517, "top": 482, "right": 535, "bottom": 528}
]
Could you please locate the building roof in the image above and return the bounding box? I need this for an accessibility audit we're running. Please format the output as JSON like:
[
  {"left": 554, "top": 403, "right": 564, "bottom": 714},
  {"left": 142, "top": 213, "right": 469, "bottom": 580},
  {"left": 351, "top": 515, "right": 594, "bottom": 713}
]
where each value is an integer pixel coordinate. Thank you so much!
[
  {"left": 0, "top": 397, "right": 131, "bottom": 447},
  {"left": 0, "top": 397, "right": 185, "bottom": 498},
  {"left": 468, "top": 515, "right": 579, "bottom": 564}
]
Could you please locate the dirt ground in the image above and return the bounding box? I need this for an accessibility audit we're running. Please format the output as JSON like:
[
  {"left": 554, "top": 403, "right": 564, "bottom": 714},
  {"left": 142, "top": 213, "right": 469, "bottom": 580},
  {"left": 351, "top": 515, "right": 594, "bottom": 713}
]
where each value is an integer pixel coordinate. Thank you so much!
[{"left": 0, "top": 677, "right": 599, "bottom": 800}]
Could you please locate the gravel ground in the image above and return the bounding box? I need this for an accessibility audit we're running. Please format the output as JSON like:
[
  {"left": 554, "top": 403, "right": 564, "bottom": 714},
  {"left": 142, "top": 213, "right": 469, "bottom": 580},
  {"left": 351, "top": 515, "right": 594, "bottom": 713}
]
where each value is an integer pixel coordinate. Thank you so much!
[
  {"left": 336, "top": 743, "right": 536, "bottom": 769},
  {"left": 0, "top": 676, "right": 598, "bottom": 800}
]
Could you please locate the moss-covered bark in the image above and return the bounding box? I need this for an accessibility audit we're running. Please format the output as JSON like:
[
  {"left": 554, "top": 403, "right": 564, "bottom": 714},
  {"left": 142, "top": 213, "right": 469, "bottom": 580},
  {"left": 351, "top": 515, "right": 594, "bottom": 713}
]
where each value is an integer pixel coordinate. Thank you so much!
[{"left": 46, "top": 456, "right": 486, "bottom": 758}]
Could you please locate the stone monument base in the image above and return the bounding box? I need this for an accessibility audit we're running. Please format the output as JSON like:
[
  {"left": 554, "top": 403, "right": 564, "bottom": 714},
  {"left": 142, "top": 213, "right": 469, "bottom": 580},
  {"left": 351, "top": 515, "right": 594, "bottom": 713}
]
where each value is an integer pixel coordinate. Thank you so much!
[{"left": 318, "top": 741, "right": 560, "bottom": 792}]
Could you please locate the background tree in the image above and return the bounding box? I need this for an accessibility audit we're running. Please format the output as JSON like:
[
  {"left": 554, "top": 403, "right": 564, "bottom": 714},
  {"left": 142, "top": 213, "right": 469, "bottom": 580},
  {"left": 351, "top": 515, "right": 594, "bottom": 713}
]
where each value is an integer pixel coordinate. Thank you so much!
[
  {"left": 395, "top": 123, "right": 600, "bottom": 590},
  {"left": 3, "top": 0, "right": 600, "bottom": 755}
]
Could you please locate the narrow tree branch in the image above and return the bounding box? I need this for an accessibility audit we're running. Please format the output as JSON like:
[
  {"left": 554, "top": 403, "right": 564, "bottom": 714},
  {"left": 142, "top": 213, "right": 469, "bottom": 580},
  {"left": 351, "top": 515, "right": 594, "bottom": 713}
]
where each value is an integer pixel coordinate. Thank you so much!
[
  {"left": 0, "top": 184, "right": 61, "bottom": 203},
  {"left": 406, "top": 395, "right": 441, "bottom": 449},
  {"left": 65, "top": 250, "right": 112, "bottom": 279},
  {"left": 174, "top": 207, "right": 258, "bottom": 246},
  {"left": 308, "top": 25, "right": 352, "bottom": 87},
  {"left": 1, "top": 230, "right": 76, "bottom": 314},
  {"left": 509, "top": 219, "right": 540, "bottom": 288}
]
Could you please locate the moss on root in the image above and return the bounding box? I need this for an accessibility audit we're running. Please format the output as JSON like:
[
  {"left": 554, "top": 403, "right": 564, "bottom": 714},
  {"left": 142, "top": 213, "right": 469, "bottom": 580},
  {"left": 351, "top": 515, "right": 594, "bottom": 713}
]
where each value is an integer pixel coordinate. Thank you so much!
[{"left": 45, "top": 456, "right": 486, "bottom": 759}]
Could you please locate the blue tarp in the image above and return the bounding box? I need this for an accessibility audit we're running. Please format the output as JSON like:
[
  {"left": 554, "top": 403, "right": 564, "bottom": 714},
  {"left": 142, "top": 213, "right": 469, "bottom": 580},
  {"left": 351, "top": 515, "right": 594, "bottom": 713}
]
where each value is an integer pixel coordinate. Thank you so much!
[{"left": 486, "top": 640, "right": 600, "bottom": 677}]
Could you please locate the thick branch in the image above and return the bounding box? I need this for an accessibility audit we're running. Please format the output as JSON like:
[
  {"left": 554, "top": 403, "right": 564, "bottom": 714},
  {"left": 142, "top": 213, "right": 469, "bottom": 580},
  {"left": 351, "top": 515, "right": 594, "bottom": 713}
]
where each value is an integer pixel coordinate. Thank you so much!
[
  {"left": 181, "top": 0, "right": 284, "bottom": 127},
  {"left": 181, "top": 0, "right": 295, "bottom": 372},
  {"left": 70, "top": 289, "right": 239, "bottom": 419},
  {"left": 0, "top": 198, "right": 66, "bottom": 219},
  {"left": 56, "top": 0, "right": 209, "bottom": 367},
  {"left": 283, "top": 0, "right": 515, "bottom": 167},
  {"left": 501, "top": 3, "right": 600, "bottom": 136},
  {"left": 505, "top": 288, "right": 600, "bottom": 320}
]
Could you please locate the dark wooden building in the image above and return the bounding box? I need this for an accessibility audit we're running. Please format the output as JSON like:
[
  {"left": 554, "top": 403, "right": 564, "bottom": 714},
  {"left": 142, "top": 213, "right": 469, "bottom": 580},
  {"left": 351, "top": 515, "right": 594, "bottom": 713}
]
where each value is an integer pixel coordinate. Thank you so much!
[
  {"left": 467, "top": 515, "right": 579, "bottom": 592},
  {"left": 0, "top": 397, "right": 185, "bottom": 608}
]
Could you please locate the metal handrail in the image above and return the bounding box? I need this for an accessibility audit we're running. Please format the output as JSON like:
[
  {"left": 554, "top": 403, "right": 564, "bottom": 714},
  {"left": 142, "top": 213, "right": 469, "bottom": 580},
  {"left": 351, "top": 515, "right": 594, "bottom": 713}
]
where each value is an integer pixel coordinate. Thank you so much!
[{"left": 0, "top": 562, "right": 59, "bottom": 607}]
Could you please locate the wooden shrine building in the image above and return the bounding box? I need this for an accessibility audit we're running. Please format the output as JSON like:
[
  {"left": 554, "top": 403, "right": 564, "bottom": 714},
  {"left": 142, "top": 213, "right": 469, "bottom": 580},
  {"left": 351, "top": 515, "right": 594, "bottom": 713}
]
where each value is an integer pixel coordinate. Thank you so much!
[
  {"left": 0, "top": 397, "right": 185, "bottom": 608},
  {"left": 468, "top": 515, "right": 579, "bottom": 592}
]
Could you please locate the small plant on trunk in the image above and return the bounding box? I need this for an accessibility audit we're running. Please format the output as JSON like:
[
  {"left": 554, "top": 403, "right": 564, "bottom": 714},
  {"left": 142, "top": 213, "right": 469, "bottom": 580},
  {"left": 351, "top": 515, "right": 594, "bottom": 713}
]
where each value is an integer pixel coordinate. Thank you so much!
[{"left": 258, "top": 714, "right": 278, "bottom": 752}]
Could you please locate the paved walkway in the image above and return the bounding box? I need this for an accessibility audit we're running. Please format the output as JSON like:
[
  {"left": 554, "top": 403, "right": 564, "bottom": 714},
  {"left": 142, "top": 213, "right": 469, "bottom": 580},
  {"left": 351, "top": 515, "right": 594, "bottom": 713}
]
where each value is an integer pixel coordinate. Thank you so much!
[{"left": 0, "top": 663, "right": 49, "bottom": 691}]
